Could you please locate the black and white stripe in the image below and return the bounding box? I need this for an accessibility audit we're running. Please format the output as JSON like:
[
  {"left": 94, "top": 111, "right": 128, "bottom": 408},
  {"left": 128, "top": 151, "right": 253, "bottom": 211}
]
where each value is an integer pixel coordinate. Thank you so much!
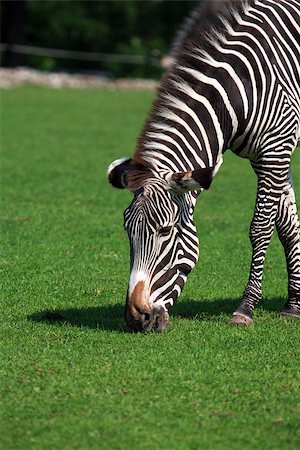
[
  {"left": 108, "top": 0, "right": 300, "bottom": 330},
  {"left": 124, "top": 183, "right": 199, "bottom": 309}
]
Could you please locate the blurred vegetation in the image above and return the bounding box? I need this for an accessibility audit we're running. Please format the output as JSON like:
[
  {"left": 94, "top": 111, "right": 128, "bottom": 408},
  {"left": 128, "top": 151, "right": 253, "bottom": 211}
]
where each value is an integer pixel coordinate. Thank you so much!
[{"left": 1, "top": 0, "right": 199, "bottom": 78}]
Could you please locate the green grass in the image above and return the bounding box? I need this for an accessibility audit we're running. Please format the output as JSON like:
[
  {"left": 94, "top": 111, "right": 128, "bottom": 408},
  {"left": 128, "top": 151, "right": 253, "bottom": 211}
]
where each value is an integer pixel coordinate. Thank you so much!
[{"left": 1, "top": 86, "right": 300, "bottom": 450}]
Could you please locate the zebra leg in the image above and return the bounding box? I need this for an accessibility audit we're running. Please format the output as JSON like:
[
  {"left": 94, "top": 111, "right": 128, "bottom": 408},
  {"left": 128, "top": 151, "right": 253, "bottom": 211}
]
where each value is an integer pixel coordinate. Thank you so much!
[
  {"left": 276, "top": 175, "right": 300, "bottom": 317},
  {"left": 230, "top": 174, "right": 281, "bottom": 325}
]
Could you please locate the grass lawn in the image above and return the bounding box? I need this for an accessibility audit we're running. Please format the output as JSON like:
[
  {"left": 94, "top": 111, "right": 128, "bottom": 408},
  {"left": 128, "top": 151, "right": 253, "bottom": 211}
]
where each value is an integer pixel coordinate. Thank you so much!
[{"left": 1, "top": 86, "right": 300, "bottom": 450}]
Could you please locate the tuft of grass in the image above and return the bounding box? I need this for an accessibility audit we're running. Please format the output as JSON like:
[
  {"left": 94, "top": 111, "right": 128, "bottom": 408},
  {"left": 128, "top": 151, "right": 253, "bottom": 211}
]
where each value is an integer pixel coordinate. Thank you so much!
[{"left": 1, "top": 87, "right": 300, "bottom": 450}]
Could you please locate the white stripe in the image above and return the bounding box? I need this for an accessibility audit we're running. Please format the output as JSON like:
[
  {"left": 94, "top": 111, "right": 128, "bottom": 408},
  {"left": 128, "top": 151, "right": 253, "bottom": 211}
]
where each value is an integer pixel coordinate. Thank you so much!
[
  {"left": 151, "top": 122, "right": 206, "bottom": 168},
  {"left": 163, "top": 93, "right": 214, "bottom": 165},
  {"left": 188, "top": 52, "right": 249, "bottom": 119},
  {"left": 149, "top": 270, "right": 180, "bottom": 303},
  {"left": 157, "top": 108, "right": 204, "bottom": 159},
  {"left": 146, "top": 131, "right": 194, "bottom": 170},
  {"left": 172, "top": 80, "right": 226, "bottom": 160}
]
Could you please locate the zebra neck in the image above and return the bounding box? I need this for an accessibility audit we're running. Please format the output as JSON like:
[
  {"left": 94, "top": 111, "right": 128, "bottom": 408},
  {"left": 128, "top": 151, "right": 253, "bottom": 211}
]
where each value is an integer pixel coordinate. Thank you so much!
[{"left": 134, "top": 69, "right": 233, "bottom": 176}]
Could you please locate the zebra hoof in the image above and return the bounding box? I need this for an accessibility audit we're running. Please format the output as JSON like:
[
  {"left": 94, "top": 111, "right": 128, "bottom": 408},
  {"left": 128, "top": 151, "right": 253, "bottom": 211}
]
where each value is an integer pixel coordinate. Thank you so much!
[
  {"left": 229, "top": 312, "right": 254, "bottom": 326},
  {"left": 281, "top": 306, "right": 300, "bottom": 318}
]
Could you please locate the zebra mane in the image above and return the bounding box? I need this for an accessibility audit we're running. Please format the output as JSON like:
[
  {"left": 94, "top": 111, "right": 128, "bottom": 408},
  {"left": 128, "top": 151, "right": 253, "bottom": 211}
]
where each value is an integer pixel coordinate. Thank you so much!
[{"left": 170, "top": 0, "right": 251, "bottom": 61}]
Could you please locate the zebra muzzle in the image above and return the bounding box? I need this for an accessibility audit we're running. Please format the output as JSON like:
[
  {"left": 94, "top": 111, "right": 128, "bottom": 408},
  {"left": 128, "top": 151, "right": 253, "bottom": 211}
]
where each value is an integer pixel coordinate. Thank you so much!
[
  {"left": 125, "top": 302, "right": 169, "bottom": 333},
  {"left": 125, "top": 281, "right": 169, "bottom": 332}
]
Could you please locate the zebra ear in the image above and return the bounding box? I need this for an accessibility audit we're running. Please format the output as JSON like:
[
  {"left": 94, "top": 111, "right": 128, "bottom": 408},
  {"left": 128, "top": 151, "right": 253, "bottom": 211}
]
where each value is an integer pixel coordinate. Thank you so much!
[
  {"left": 107, "top": 157, "right": 132, "bottom": 189},
  {"left": 168, "top": 159, "right": 223, "bottom": 193}
]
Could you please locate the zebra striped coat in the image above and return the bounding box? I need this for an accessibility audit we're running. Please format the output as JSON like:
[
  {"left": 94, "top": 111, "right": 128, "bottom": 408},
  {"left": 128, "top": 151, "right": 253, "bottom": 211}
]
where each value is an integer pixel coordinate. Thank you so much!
[{"left": 108, "top": 0, "right": 300, "bottom": 331}]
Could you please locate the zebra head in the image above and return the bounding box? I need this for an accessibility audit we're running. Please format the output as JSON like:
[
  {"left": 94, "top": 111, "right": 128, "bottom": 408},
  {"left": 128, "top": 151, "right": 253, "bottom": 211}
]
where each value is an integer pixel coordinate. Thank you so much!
[{"left": 108, "top": 157, "right": 219, "bottom": 332}]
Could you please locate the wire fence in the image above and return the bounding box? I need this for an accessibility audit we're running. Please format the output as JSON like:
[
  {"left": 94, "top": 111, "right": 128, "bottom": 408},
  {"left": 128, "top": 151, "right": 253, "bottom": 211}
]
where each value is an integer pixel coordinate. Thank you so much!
[{"left": 0, "top": 43, "right": 161, "bottom": 66}]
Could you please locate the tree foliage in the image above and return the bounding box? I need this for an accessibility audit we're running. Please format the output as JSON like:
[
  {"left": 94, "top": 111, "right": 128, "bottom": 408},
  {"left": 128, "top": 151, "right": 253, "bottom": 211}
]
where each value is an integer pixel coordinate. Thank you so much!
[{"left": 1, "top": 0, "right": 199, "bottom": 78}]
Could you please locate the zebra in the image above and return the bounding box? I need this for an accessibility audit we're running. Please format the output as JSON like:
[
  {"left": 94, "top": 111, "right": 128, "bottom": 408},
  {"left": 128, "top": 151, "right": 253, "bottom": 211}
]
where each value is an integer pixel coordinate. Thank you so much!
[{"left": 107, "top": 0, "right": 300, "bottom": 332}]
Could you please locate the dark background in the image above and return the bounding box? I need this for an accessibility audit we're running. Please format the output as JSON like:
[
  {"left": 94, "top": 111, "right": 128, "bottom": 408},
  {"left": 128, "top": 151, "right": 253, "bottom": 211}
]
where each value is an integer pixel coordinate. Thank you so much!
[{"left": 1, "top": 0, "right": 200, "bottom": 78}]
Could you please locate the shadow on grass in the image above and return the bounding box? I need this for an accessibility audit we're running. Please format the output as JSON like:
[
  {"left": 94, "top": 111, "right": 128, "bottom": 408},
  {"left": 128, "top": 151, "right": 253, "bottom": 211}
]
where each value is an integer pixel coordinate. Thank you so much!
[
  {"left": 28, "top": 296, "right": 287, "bottom": 332},
  {"left": 29, "top": 304, "right": 127, "bottom": 333},
  {"left": 173, "top": 296, "right": 286, "bottom": 319}
]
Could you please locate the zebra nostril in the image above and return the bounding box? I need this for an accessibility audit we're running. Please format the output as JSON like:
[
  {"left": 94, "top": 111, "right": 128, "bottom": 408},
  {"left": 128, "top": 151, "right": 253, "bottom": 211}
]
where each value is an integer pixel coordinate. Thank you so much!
[
  {"left": 143, "top": 312, "right": 150, "bottom": 321},
  {"left": 134, "top": 305, "right": 151, "bottom": 322}
]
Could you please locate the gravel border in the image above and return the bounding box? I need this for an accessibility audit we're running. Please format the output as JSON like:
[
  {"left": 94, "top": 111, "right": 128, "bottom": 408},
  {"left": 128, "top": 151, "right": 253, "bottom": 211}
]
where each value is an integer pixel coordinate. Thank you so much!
[{"left": 0, "top": 67, "right": 158, "bottom": 90}]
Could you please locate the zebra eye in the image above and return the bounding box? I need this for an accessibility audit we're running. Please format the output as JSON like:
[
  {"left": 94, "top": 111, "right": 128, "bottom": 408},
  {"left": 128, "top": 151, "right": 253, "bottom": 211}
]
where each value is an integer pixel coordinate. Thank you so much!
[{"left": 158, "top": 226, "right": 172, "bottom": 237}]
